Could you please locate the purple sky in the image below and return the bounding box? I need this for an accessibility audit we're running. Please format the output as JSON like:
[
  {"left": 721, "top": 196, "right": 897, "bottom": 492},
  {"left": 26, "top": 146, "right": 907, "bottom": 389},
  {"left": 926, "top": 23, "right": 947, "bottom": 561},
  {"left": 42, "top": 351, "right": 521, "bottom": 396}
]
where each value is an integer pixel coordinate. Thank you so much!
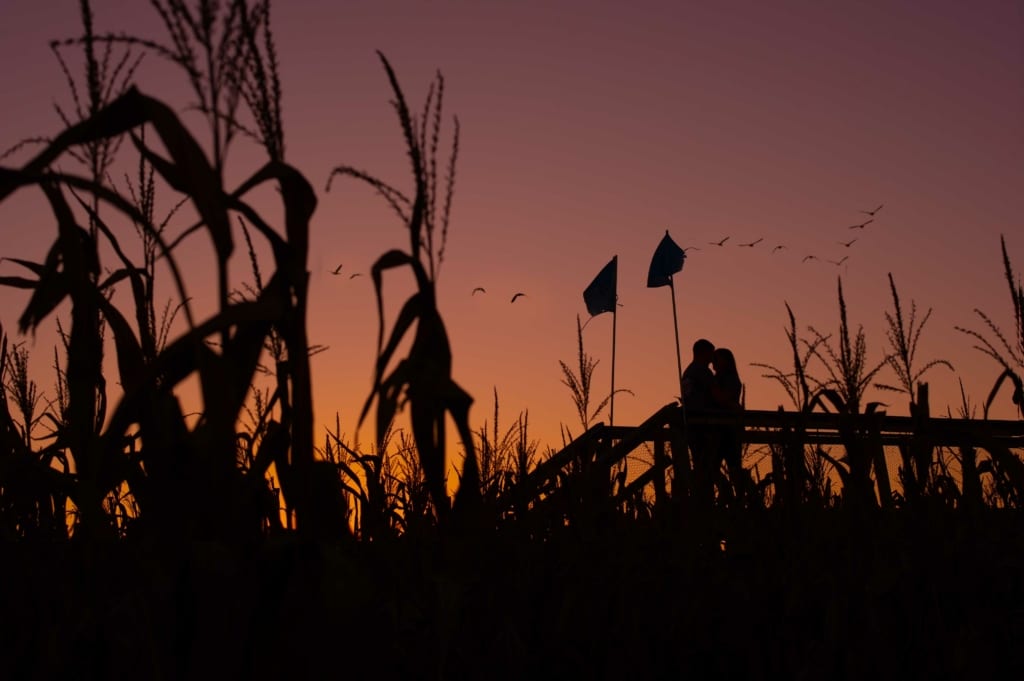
[{"left": 1, "top": 1, "right": 1022, "bottom": 450}]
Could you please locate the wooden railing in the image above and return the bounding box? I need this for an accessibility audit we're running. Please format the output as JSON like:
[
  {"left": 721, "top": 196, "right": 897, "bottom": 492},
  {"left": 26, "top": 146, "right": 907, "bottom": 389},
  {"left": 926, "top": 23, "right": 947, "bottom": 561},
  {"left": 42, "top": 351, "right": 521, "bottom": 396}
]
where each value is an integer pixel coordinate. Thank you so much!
[{"left": 498, "top": 403, "right": 1024, "bottom": 518}]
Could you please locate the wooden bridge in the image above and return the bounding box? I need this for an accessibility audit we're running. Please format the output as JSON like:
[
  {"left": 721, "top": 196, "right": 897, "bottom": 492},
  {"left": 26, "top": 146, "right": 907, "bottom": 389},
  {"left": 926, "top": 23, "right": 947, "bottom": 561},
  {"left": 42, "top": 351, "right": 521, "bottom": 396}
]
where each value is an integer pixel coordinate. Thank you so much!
[{"left": 498, "top": 401, "right": 1024, "bottom": 520}]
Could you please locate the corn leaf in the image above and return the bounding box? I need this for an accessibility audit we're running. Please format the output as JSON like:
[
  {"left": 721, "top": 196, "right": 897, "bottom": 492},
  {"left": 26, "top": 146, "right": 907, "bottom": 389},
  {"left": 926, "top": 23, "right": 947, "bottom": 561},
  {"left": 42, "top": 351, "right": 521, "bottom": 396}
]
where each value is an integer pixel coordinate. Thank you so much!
[
  {"left": 0, "top": 276, "right": 38, "bottom": 289},
  {"left": 94, "top": 291, "right": 145, "bottom": 394},
  {"left": 1, "top": 257, "right": 47, "bottom": 276}
]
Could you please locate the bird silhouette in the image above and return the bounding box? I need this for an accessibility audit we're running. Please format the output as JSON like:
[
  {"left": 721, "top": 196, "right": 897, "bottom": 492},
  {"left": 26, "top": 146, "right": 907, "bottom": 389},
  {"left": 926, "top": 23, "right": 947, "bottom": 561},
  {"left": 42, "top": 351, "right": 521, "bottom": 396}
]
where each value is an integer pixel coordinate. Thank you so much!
[
  {"left": 349, "top": 273, "right": 362, "bottom": 279},
  {"left": 738, "top": 237, "right": 763, "bottom": 248},
  {"left": 472, "top": 287, "right": 486, "bottom": 295},
  {"left": 860, "top": 203, "right": 884, "bottom": 217},
  {"left": 849, "top": 219, "right": 873, "bottom": 230},
  {"left": 683, "top": 246, "right": 701, "bottom": 252},
  {"left": 802, "top": 255, "right": 818, "bottom": 263},
  {"left": 838, "top": 238, "right": 858, "bottom": 248},
  {"left": 772, "top": 245, "right": 786, "bottom": 253},
  {"left": 709, "top": 236, "right": 730, "bottom": 246},
  {"left": 330, "top": 264, "right": 343, "bottom": 275},
  {"left": 828, "top": 256, "right": 849, "bottom": 266},
  {"left": 511, "top": 292, "right": 527, "bottom": 303}
]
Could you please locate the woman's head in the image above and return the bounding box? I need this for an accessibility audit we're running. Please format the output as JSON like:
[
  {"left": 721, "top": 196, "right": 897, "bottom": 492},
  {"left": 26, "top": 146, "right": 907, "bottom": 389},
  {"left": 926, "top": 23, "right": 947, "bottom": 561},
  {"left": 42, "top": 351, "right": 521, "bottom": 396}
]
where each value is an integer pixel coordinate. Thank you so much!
[{"left": 712, "top": 347, "right": 738, "bottom": 376}]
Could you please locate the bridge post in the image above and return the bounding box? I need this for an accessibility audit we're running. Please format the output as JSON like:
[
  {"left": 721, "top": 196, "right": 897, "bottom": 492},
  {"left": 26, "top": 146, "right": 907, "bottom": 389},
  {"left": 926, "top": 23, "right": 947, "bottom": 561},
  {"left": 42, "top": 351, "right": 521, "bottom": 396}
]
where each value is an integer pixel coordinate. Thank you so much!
[{"left": 653, "top": 436, "right": 667, "bottom": 509}]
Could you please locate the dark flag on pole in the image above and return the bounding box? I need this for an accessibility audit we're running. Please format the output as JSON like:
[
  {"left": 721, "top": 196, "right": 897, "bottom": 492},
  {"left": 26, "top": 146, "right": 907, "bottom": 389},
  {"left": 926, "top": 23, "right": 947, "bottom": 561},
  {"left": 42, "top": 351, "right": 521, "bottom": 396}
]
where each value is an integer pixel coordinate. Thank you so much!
[
  {"left": 647, "top": 230, "right": 685, "bottom": 288},
  {"left": 647, "top": 230, "right": 687, "bottom": 409},
  {"left": 583, "top": 256, "right": 618, "bottom": 316},
  {"left": 583, "top": 255, "right": 620, "bottom": 425}
]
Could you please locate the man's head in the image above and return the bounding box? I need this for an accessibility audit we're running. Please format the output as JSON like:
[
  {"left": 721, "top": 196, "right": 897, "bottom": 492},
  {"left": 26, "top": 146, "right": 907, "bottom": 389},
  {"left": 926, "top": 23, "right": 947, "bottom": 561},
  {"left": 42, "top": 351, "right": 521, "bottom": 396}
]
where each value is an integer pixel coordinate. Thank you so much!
[{"left": 693, "top": 338, "right": 715, "bottom": 365}]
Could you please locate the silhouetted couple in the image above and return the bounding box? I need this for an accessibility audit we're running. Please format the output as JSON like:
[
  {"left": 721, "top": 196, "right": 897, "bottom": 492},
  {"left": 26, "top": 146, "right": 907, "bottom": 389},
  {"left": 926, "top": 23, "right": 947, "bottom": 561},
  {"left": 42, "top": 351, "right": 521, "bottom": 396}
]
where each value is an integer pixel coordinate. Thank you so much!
[{"left": 681, "top": 338, "right": 746, "bottom": 507}]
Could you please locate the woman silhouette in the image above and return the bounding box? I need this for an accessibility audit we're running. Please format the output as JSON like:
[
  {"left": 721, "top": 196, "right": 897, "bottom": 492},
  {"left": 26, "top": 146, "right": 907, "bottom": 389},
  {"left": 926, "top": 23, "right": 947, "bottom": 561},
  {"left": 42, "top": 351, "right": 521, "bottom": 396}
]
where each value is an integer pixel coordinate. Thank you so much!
[{"left": 710, "top": 348, "right": 746, "bottom": 500}]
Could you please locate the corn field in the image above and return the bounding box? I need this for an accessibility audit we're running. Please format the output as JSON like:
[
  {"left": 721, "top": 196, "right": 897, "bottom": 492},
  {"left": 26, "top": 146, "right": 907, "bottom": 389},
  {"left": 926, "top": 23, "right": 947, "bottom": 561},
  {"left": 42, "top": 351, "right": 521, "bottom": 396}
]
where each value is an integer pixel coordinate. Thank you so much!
[{"left": 0, "top": 2, "right": 1022, "bottom": 679}]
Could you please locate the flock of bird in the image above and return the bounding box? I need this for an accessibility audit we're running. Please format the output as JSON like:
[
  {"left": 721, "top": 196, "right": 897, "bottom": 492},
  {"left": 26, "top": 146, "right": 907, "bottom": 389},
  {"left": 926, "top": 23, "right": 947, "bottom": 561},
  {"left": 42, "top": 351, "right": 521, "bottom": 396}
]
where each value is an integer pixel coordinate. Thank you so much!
[
  {"left": 472, "top": 288, "right": 527, "bottom": 303},
  {"left": 328, "top": 265, "right": 528, "bottom": 303},
  {"left": 699, "top": 203, "right": 884, "bottom": 268},
  {"left": 329, "top": 203, "right": 884, "bottom": 302},
  {"left": 329, "top": 264, "right": 362, "bottom": 279}
]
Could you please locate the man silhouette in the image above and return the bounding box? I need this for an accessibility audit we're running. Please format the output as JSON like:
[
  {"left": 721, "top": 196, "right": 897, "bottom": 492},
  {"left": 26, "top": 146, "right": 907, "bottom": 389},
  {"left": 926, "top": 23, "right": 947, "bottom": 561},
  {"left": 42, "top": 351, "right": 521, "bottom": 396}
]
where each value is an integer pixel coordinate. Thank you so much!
[
  {"left": 681, "top": 338, "right": 716, "bottom": 508},
  {"left": 681, "top": 338, "right": 715, "bottom": 411}
]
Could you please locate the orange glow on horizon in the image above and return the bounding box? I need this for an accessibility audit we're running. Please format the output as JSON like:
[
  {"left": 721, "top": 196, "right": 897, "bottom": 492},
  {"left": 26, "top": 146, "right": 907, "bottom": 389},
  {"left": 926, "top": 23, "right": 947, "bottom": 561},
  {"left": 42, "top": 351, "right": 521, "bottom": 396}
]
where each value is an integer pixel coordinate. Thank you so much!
[{"left": 1, "top": 0, "right": 1022, "bottom": 464}]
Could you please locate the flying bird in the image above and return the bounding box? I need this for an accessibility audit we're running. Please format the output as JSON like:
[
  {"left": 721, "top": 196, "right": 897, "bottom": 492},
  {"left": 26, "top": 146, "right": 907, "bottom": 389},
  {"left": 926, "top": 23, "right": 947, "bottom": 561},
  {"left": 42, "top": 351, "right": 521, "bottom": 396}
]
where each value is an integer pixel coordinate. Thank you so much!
[
  {"left": 828, "top": 256, "right": 849, "bottom": 266},
  {"left": 511, "top": 292, "right": 527, "bottom": 303},
  {"left": 772, "top": 245, "right": 786, "bottom": 253},
  {"left": 330, "top": 264, "right": 343, "bottom": 275},
  {"left": 738, "top": 237, "right": 764, "bottom": 248},
  {"left": 849, "top": 219, "right": 873, "bottom": 230},
  {"left": 802, "top": 255, "right": 818, "bottom": 263},
  {"left": 349, "top": 273, "right": 362, "bottom": 279},
  {"left": 860, "top": 203, "right": 884, "bottom": 217},
  {"left": 838, "top": 237, "right": 858, "bottom": 248},
  {"left": 472, "top": 287, "right": 486, "bottom": 295},
  {"left": 683, "top": 246, "right": 701, "bottom": 252},
  {"left": 709, "top": 236, "right": 730, "bottom": 246}
]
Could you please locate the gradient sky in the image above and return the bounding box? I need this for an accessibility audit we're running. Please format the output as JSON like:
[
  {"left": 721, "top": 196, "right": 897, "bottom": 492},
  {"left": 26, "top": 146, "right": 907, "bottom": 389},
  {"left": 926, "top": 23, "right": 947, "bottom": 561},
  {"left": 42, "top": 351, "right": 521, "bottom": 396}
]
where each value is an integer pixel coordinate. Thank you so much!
[{"left": 1, "top": 1, "right": 1022, "bottom": 455}]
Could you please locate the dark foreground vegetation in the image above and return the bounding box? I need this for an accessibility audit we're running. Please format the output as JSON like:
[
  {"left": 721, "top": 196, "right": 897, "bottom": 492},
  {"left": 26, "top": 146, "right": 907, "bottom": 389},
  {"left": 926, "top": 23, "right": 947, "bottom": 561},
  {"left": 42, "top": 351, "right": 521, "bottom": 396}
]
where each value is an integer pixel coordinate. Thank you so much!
[
  {"left": 2, "top": 2, "right": 1023, "bottom": 679},
  {"left": 2, "top": 509, "right": 1023, "bottom": 680}
]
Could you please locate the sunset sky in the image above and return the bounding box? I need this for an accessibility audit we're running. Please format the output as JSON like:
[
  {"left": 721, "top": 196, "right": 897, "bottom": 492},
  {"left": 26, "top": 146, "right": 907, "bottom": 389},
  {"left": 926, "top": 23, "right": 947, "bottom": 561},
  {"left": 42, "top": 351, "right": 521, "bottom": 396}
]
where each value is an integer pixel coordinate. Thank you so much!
[{"left": 1, "top": 1, "right": 1022, "bottom": 456}]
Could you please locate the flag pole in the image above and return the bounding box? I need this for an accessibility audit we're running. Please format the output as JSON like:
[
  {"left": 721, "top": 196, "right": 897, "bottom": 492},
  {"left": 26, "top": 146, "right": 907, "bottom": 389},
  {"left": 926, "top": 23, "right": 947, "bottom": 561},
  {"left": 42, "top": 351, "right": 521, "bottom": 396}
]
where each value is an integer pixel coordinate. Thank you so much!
[
  {"left": 670, "top": 275, "right": 684, "bottom": 403},
  {"left": 610, "top": 297, "right": 617, "bottom": 428}
]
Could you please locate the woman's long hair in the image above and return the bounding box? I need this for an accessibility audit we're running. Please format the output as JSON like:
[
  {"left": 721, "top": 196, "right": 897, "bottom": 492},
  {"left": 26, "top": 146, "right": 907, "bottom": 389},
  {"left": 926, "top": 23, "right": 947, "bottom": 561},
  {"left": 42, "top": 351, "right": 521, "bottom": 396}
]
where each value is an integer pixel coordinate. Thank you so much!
[
  {"left": 713, "top": 347, "right": 739, "bottom": 382},
  {"left": 713, "top": 347, "right": 744, "bottom": 409}
]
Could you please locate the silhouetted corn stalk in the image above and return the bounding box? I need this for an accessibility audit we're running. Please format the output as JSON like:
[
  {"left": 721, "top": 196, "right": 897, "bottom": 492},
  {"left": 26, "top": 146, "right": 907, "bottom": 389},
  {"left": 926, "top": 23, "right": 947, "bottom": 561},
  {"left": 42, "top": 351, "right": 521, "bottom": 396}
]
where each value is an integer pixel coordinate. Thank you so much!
[
  {"left": 1, "top": 342, "right": 42, "bottom": 449},
  {"left": 317, "top": 413, "right": 402, "bottom": 540},
  {"left": 514, "top": 411, "right": 540, "bottom": 487},
  {"left": 389, "top": 429, "right": 434, "bottom": 534},
  {"left": 471, "top": 389, "right": 540, "bottom": 517},
  {"left": 0, "top": 326, "right": 70, "bottom": 539},
  {"left": 560, "top": 315, "right": 611, "bottom": 434},
  {"left": 951, "top": 236, "right": 1024, "bottom": 505},
  {"left": 942, "top": 379, "right": 984, "bottom": 509},
  {"left": 328, "top": 53, "right": 480, "bottom": 525},
  {"left": 876, "top": 272, "right": 954, "bottom": 504},
  {"left": 0, "top": 1, "right": 324, "bottom": 541},
  {"left": 751, "top": 302, "right": 824, "bottom": 507},
  {"left": 806, "top": 278, "right": 893, "bottom": 509},
  {"left": 956, "top": 235, "right": 1024, "bottom": 420},
  {"left": 556, "top": 313, "right": 634, "bottom": 512}
]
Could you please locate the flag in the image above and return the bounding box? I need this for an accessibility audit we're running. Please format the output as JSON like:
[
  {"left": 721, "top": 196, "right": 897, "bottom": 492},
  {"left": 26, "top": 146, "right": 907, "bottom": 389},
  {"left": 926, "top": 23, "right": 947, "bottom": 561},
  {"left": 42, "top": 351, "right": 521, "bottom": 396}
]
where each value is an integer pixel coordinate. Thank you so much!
[
  {"left": 646, "top": 230, "right": 685, "bottom": 288},
  {"left": 583, "top": 255, "right": 617, "bottom": 316}
]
